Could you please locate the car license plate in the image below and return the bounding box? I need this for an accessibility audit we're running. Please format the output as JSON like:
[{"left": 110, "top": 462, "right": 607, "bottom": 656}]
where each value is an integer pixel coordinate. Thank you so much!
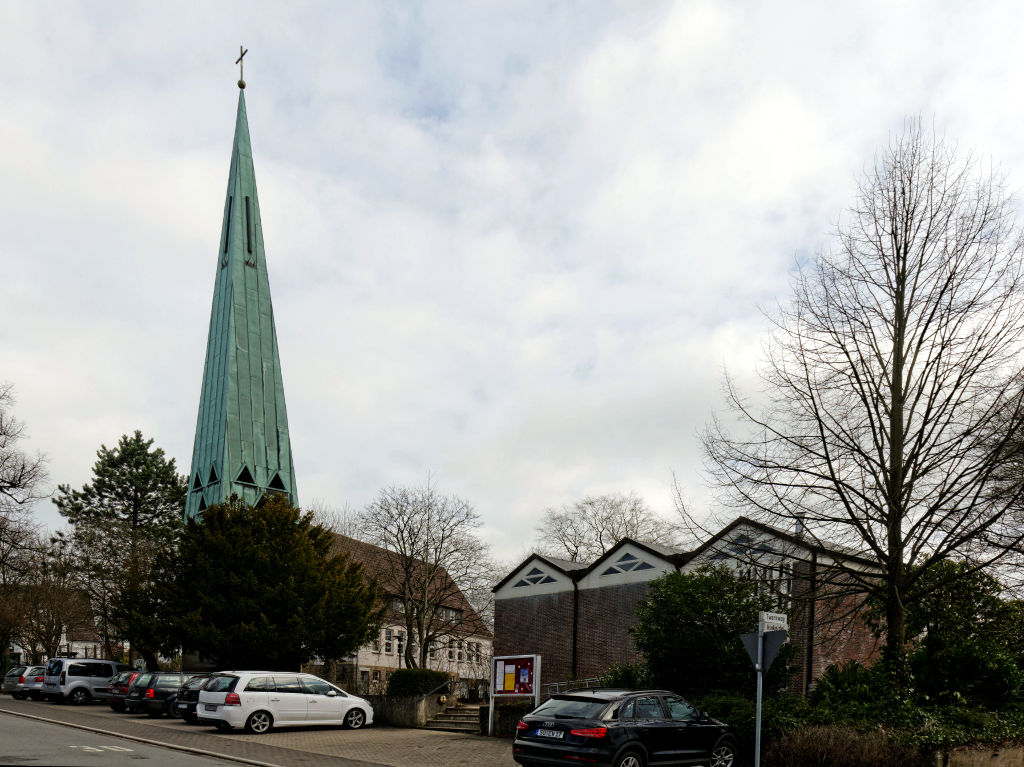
[
  {"left": 536, "top": 728, "right": 563, "bottom": 739},
  {"left": 177, "top": 703, "right": 188, "bottom": 709},
  {"left": 204, "top": 704, "right": 217, "bottom": 711}
]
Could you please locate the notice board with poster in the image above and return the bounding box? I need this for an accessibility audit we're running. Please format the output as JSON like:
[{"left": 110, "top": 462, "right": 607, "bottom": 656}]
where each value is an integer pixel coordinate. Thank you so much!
[{"left": 489, "top": 654, "right": 541, "bottom": 735}]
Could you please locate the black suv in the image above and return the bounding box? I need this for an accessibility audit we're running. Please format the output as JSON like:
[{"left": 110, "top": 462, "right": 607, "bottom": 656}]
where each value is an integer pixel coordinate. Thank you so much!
[{"left": 512, "top": 688, "right": 735, "bottom": 767}]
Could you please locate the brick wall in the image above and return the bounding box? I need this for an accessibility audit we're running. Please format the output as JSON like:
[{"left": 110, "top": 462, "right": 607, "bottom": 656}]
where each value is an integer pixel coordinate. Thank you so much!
[
  {"left": 575, "top": 582, "right": 651, "bottom": 679},
  {"left": 494, "top": 591, "right": 575, "bottom": 686}
]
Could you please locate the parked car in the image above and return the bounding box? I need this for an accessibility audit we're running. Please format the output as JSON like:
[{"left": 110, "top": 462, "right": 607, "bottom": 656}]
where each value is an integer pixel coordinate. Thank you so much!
[
  {"left": 42, "top": 658, "right": 130, "bottom": 704},
  {"left": 21, "top": 666, "right": 47, "bottom": 701},
  {"left": 107, "top": 670, "right": 144, "bottom": 713},
  {"left": 197, "top": 671, "right": 373, "bottom": 734},
  {"left": 171, "top": 673, "right": 212, "bottom": 724},
  {"left": 2, "top": 666, "right": 28, "bottom": 699},
  {"left": 511, "top": 688, "right": 736, "bottom": 767},
  {"left": 126, "top": 672, "right": 193, "bottom": 717}
]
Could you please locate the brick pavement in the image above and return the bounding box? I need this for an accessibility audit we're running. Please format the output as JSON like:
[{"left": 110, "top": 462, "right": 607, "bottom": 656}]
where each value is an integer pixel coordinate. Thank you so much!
[{"left": 0, "top": 700, "right": 517, "bottom": 767}]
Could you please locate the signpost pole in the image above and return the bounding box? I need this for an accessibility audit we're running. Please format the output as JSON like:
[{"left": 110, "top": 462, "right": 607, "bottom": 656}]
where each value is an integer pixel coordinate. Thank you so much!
[
  {"left": 754, "top": 616, "right": 764, "bottom": 767},
  {"left": 535, "top": 656, "right": 542, "bottom": 711}
]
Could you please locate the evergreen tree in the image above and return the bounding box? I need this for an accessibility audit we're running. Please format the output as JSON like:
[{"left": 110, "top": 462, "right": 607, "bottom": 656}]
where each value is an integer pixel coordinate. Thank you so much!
[
  {"left": 630, "top": 565, "right": 795, "bottom": 697},
  {"left": 162, "top": 494, "right": 381, "bottom": 669},
  {"left": 53, "top": 431, "right": 186, "bottom": 667}
]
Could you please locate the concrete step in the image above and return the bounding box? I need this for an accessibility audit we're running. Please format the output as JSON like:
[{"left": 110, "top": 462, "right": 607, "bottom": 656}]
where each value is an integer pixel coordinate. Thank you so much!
[
  {"left": 431, "top": 713, "right": 479, "bottom": 723},
  {"left": 423, "top": 721, "right": 480, "bottom": 734}
]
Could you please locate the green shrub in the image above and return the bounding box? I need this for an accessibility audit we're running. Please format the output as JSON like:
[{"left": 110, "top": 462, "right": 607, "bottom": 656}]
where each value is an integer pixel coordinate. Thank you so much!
[
  {"left": 385, "top": 668, "right": 450, "bottom": 697},
  {"left": 764, "top": 725, "right": 931, "bottom": 767},
  {"left": 600, "top": 663, "right": 652, "bottom": 689}
]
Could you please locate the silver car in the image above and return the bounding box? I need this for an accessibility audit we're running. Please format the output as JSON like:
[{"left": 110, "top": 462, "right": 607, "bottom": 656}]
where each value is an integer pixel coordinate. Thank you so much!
[
  {"left": 2, "top": 666, "right": 28, "bottom": 699},
  {"left": 42, "top": 658, "right": 129, "bottom": 704},
  {"left": 21, "top": 666, "right": 46, "bottom": 700}
]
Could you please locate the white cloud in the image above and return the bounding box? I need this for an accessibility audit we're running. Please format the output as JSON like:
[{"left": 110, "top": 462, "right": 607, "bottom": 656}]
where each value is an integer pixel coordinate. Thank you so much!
[{"left": 5, "top": 0, "right": 1024, "bottom": 562}]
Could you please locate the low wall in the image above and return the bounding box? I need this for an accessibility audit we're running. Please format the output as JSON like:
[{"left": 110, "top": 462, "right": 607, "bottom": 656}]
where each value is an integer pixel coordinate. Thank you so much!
[
  {"left": 942, "top": 747, "right": 1024, "bottom": 766},
  {"left": 365, "top": 695, "right": 446, "bottom": 728}
]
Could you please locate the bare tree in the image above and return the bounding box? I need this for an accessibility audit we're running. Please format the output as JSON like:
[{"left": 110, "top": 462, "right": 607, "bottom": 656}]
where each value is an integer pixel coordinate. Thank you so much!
[
  {"left": 535, "top": 492, "right": 680, "bottom": 562},
  {"left": 12, "top": 535, "right": 91, "bottom": 663},
  {"left": 702, "top": 120, "right": 1024, "bottom": 669},
  {"left": 0, "top": 384, "right": 46, "bottom": 665},
  {"left": 307, "top": 499, "right": 363, "bottom": 539},
  {"left": 358, "top": 481, "right": 491, "bottom": 669}
]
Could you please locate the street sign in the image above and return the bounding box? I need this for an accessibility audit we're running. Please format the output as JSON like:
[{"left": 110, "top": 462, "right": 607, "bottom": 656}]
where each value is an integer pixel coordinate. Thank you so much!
[
  {"left": 742, "top": 630, "right": 788, "bottom": 672},
  {"left": 759, "top": 611, "right": 788, "bottom": 633}
]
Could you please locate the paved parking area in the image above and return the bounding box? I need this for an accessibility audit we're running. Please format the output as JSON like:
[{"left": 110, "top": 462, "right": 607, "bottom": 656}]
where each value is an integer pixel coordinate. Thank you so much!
[{"left": 0, "top": 699, "right": 517, "bottom": 767}]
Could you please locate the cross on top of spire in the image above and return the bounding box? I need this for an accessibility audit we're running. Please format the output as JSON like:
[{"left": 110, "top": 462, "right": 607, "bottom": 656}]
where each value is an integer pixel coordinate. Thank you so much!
[{"left": 236, "top": 45, "right": 248, "bottom": 89}]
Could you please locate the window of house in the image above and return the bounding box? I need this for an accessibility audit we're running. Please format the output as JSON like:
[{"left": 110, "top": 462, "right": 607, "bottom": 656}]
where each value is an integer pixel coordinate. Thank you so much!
[
  {"left": 457, "top": 639, "right": 464, "bottom": 662},
  {"left": 372, "top": 670, "right": 380, "bottom": 683},
  {"left": 384, "top": 629, "right": 393, "bottom": 654},
  {"left": 396, "top": 632, "right": 405, "bottom": 657},
  {"left": 474, "top": 643, "right": 482, "bottom": 663},
  {"left": 428, "top": 642, "right": 436, "bottom": 660},
  {"left": 448, "top": 639, "right": 455, "bottom": 662},
  {"left": 385, "top": 672, "right": 392, "bottom": 682},
  {"left": 373, "top": 633, "right": 381, "bottom": 653}
]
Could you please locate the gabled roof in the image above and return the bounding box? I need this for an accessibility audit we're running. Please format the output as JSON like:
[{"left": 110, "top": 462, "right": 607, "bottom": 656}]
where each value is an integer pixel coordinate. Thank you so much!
[
  {"left": 689, "top": 516, "right": 879, "bottom": 569},
  {"left": 491, "top": 552, "right": 589, "bottom": 593},
  {"left": 494, "top": 538, "right": 690, "bottom": 592},
  {"left": 333, "top": 534, "right": 492, "bottom": 639}
]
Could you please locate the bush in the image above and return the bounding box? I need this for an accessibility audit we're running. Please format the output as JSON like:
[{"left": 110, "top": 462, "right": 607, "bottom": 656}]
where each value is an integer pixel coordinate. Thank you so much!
[
  {"left": 385, "top": 668, "right": 450, "bottom": 697},
  {"left": 764, "top": 725, "right": 931, "bottom": 767},
  {"left": 600, "top": 663, "right": 652, "bottom": 689}
]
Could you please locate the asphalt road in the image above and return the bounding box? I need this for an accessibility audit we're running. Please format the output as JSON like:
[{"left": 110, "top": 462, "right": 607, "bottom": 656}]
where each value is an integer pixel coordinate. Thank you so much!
[
  {"left": 0, "top": 698, "right": 514, "bottom": 767},
  {"left": 0, "top": 711, "right": 242, "bottom": 767}
]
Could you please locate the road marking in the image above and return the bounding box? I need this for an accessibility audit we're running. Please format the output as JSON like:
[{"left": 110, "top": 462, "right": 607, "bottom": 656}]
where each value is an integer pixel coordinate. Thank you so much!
[{"left": 70, "top": 745, "right": 135, "bottom": 752}]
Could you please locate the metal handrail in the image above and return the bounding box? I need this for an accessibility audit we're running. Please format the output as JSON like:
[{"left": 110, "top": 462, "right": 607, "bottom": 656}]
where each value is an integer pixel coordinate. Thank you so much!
[{"left": 543, "top": 677, "right": 602, "bottom": 695}]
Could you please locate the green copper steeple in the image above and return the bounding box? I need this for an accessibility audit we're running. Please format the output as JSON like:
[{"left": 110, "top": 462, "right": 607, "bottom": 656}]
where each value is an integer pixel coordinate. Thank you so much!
[{"left": 186, "top": 88, "right": 298, "bottom": 520}]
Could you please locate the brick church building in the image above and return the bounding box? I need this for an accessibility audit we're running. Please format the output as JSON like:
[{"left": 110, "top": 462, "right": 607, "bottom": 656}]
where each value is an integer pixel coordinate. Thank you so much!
[{"left": 493, "top": 516, "right": 882, "bottom": 695}]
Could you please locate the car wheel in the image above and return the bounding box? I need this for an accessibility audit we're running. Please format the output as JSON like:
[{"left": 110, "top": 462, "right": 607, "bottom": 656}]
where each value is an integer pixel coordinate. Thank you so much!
[
  {"left": 709, "top": 737, "right": 737, "bottom": 767},
  {"left": 69, "top": 688, "right": 91, "bottom": 705},
  {"left": 344, "top": 708, "right": 366, "bottom": 729},
  {"left": 614, "top": 750, "right": 645, "bottom": 767},
  {"left": 12, "top": 692, "right": 27, "bottom": 700},
  {"left": 169, "top": 701, "right": 182, "bottom": 718},
  {"left": 215, "top": 721, "right": 232, "bottom": 732},
  {"left": 29, "top": 692, "right": 43, "bottom": 701},
  {"left": 244, "top": 711, "right": 273, "bottom": 734},
  {"left": 110, "top": 700, "right": 126, "bottom": 713}
]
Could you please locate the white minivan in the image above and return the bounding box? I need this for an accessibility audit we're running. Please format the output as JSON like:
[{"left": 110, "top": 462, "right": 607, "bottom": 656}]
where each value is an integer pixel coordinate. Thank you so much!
[{"left": 197, "top": 671, "right": 373, "bottom": 734}]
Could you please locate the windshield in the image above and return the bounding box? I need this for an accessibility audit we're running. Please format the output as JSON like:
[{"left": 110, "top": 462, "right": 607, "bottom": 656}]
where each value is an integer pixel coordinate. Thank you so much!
[{"left": 531, "top": 697, "right": 610, "bottom": 719}]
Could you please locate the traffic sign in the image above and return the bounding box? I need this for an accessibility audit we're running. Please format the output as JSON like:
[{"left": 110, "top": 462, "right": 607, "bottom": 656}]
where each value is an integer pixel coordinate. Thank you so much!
[{"left": 759, "top": 611, "right": 788, "bottom": 632}]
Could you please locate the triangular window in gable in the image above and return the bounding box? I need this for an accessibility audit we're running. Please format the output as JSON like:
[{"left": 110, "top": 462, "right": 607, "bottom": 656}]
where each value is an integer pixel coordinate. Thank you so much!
[
  {"left": 208, "top": 466, "right": 220, "bottom": 485},
  {"left": 601, "top": 550, "right": 657, "bottom": 576},
  {"left": 192, "top": 473, "right": 203, "bottom": 492},
  {"left": 198, "top": 496, "right": 208, "bottom": 512}
]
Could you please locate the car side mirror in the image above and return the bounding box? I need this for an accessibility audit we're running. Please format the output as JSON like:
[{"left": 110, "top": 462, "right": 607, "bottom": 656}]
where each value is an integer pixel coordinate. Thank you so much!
[{"left": 326, "top": 690, "right": 337, "bottom": 697}]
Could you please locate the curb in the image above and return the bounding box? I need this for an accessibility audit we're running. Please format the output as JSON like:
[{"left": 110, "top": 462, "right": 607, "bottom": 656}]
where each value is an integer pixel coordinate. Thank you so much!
[{"left": 0, "top": 707, "right": 284, "bottom": 767}]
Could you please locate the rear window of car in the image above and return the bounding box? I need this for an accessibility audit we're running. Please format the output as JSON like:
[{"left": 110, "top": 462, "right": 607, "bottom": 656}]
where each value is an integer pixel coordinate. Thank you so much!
[
  {"left": 204, "top": 675, "right": 239, "bottom": 693},
  {"left": 5, "top": 667, "right": 25, "bottom": 677},
  {"left": 156, "top": 675, "right": 183, "bottom": 688},
  {"left": 27, "top": 667, "right": 45, "bottom": 676},
  {"left": 184, "top": 676, "right": 209, "bottom": 690},
  {"left": 133, "top": 673, "right": 155, "bottom": 688},
  {"left": 45, "top": 660, "right": 63, "bottom": 676},
  {"left": 531, "top": 696, "right": 610, "bottom": 719}
]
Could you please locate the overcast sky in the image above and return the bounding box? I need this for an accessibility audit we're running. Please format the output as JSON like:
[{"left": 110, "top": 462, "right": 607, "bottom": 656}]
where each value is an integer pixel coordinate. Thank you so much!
[{"left": 5, "top": 1, "right": 1024, "bottom": 556}]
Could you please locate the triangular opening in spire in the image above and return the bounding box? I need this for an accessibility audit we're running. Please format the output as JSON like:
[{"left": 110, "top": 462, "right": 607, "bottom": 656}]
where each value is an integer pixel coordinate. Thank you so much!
[
  {"left": 267, "top": 472, "right": 286, "bottom": 493},
  {"left": 192, "top": 473, "right": 203, "bottom": 492},
  {"left": 198, "top": 496, "right": 208, "bottom": 512},
  {"left": 208, "top": 465, "right": 220, "bottom": 485},
  {"left": 236, "top": 465, "right": 256, "bottom": 486}
]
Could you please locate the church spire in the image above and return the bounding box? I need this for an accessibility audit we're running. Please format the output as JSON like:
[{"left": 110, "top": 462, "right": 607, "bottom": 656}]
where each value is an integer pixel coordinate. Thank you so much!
[{"left": 185, "top": 78, "right": 298, "bottom": 520}]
